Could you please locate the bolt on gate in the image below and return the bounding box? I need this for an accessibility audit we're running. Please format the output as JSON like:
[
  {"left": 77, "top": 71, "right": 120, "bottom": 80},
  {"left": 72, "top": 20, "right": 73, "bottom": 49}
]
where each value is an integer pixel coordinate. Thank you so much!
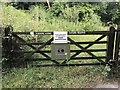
[{"left": 2, "top": 26, "right": 119, "bottom": 67}]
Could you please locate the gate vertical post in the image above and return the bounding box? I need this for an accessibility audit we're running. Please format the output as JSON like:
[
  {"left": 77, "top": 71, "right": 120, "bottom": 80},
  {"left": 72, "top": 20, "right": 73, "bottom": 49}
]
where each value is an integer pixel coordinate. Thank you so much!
[
  {"left": 106, "top": 26, "right": 115, "bottom": 64},
  {"left": 114, "top": 25, "right": 120, "bottom": 66},
  {"left": 5, "top": 25, "right": 13, "bottom": 67}
]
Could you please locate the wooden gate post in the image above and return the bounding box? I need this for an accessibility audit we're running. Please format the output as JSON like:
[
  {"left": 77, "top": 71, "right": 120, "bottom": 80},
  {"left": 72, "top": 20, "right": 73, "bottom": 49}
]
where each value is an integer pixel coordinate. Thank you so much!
[
  {"left": 106, "top": 26, "right": 115, "bottom": 64},
  {"left": 4, "top": 25, "right": 13, "bottom": 67},
  {"left": 114, "top": 25, "right": 120, "bottom": 66}
]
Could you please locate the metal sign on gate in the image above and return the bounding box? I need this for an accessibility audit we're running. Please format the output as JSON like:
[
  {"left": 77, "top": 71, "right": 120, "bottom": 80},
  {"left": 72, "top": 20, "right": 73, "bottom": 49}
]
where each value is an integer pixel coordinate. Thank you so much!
[{"left": 53, "top": 31, "right": 67, "bottom": 43}]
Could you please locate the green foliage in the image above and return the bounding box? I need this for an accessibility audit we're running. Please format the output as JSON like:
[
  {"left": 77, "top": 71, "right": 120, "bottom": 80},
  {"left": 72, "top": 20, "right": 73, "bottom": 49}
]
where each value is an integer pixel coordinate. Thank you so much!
[
  {"left": 102, "top": 65, "right": 111, "bottom": 77},
  {"left": 2, "top": 3, "right": 104, "bottom": 32},
  {"left": 109, "top": 3, "right": 120, "bottom": 24},
  {"left": 96, "top": 2, "right": 120, "bottom": 24},
  {"left": 49, "top": 3, "right": 64, "bottom": 17},
  {"left": 3, "top": 5, "right": 32, "bottom": 32},
  {"left": 5, "top": 2, "right": 120, "bottom": 24}
]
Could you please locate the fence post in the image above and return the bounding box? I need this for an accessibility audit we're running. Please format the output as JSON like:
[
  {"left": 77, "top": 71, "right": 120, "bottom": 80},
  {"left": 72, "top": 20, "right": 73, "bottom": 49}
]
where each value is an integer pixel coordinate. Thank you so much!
[
  {"left": 4, "top": 25, "right": 13, "bottom": 67},
  {"left": 106, "top": 26, "right": 115, "bottom": 64},
  {"left": 114, "top": 25, "right": 120, "bottom": 66}
]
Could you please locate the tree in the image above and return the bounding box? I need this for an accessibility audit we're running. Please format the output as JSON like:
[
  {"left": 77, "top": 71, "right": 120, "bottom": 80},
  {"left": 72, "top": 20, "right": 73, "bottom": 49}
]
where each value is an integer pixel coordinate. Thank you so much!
[{"left": 96, "top": 2, "right": 120, "bottom": 24}]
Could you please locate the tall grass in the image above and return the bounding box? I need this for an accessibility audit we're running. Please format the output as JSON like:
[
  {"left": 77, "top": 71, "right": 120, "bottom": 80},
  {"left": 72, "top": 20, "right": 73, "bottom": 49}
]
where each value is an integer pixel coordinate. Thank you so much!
[{"left": 2, "top": 66, "right": 107, "bottom": 88}]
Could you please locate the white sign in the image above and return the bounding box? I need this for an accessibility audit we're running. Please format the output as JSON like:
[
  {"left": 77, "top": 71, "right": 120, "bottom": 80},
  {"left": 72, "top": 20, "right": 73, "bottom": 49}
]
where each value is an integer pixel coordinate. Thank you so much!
[
  {"left": 30, "top": 32, "right": 34, "bottom": 36},
  {"left": 53, "top": 31, "right": 67, "bottom": 43}
]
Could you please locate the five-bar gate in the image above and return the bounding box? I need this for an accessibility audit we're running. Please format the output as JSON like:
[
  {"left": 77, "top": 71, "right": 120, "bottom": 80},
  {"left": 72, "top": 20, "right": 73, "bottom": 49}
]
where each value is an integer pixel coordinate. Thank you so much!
[{"left": 2, "top": 25, "right": 120, "bottom": 67}]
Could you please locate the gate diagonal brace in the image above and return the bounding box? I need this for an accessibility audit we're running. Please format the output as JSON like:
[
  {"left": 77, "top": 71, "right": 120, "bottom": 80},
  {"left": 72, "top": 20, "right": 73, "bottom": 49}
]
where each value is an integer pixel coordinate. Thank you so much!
[
  {"left": 68, "top": 37, "right": 105, "bottom": 64},
  {"left": 22, "top": 38, "right": 51, "bottom": 60},
  {"left": 61, "top": 35, "right": 106, "bottom": 64},
  {"left": 71, "top": 35, "right": 106, "bottom": 58},
  {"left": 12, "top": 33, "right": 50, "bottom": 58},
  {"left": 12, "top": 33, "right": 60, "bottom": 64}
]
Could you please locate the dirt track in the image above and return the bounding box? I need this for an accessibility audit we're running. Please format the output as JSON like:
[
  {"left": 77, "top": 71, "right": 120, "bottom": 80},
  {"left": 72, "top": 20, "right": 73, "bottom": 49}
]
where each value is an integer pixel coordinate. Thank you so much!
[{"left": 95, "top": 82, "right": 118, "bottom": 88}]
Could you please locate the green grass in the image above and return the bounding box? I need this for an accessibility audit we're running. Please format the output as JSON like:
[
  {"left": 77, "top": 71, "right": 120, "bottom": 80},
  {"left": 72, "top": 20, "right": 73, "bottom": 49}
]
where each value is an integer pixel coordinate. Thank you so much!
[
  {"left": 2, "top": 66, "right": 107, "bottom": 88},
  {"left": 2, "top": 64, "right": 118, "bottom": 88}
]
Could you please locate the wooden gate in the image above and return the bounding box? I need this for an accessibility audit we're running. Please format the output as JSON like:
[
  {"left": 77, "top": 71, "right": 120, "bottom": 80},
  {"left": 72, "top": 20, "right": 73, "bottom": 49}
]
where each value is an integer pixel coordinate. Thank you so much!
[{"left": 2, "top": 26, "right": 116, "bottom": 67}]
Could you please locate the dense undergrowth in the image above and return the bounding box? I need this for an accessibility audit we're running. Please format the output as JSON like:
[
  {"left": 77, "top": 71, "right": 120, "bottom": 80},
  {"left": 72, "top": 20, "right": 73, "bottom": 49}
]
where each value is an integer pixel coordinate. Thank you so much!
[{"left": 2, "top": 3, "right": 105, "bottom": 32}]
